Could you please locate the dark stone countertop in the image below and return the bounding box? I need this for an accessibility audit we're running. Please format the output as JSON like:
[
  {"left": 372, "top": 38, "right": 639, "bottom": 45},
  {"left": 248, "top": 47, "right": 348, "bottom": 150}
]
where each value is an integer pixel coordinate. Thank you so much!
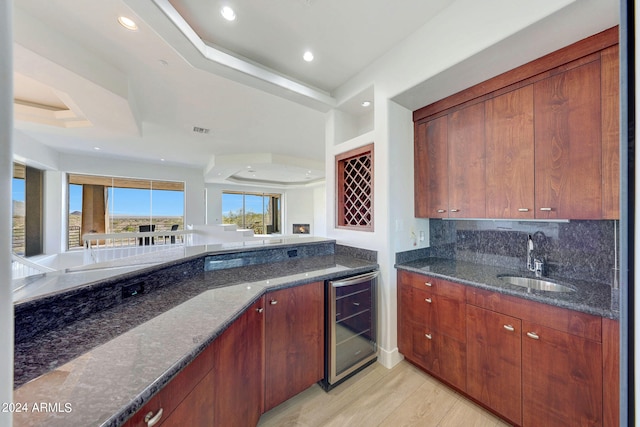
[
  {"left": 13, "top": 252, "right": 377, "bottom": 427},
  {"left": 395, "top": 257, "right": 616, "bottom": 319}
]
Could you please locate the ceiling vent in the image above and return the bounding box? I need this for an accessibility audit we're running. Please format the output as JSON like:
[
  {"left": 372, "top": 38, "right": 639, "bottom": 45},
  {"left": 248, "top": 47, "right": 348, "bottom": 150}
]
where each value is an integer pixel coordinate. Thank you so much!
[{"left": 193, "top": 126, "right": 210, "bottom": 134}]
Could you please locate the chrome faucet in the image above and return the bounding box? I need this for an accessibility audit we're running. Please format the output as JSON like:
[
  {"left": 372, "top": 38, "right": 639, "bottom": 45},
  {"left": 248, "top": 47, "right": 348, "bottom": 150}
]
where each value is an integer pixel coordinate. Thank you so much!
[{"left": 527, "top": 234, "right": 545, "bottom": 277}]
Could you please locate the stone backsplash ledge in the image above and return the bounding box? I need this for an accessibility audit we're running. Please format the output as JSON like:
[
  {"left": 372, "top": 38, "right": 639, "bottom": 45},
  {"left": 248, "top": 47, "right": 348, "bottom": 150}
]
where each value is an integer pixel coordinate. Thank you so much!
[{"left": 398, "top": 219, "right": 619, "bottom": 286}]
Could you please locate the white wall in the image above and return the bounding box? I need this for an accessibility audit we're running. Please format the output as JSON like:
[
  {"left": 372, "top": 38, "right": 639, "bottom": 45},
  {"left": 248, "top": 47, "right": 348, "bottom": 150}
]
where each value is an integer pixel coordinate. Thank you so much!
[
  {"left": 205, "top": 182, "right": 321, "bottom": 235},
  {"left": 1, "top": 2, "right": 13, "bottom": 425}
]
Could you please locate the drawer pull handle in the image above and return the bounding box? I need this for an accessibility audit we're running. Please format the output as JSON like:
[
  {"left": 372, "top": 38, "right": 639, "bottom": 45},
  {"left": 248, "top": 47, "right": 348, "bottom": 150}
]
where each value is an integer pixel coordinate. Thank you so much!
[
  {"left": 145, "top": 409, "right": 164, "bottom": 427},
  {"left": 425, "top": 298, "right": 432, "bottom": 303},
  {"left": 353, "top": 302, "right": 360, "bottom": 306},
  {"left": 518, "top": 208, "right": 529, "bottom": 212},
  {"left": 539, "top": 207, "right": 552, "bottom": 211},
  {"left": 256, "top": 307, "right": 264, "bottom": 313},
  {"left": 526, "top": 332, "right": 540, "bottom": 340},
  {"left": 270, "top": 300, "right": 278, "bottom": 305},
  {"left": 450, "top": 209, "right": 460, "bottom": 212},
  {"left": 424, "top": 282, "right": 432, "bottom": 287},
  {"left": 437, "top": 209, "right": 446, "bottom": 213},
  {"left": 503, "top": 324, "right": 515, "bottom": 332},
  {"left": 425, "top": 333, "right": 432, "bottom": 340}
]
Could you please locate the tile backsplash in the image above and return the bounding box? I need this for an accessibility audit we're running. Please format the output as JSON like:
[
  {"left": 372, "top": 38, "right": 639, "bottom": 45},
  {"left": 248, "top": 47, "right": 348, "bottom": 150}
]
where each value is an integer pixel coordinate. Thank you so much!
[{"left": 423, "top": 219, "right": 618, "bottom": 286}]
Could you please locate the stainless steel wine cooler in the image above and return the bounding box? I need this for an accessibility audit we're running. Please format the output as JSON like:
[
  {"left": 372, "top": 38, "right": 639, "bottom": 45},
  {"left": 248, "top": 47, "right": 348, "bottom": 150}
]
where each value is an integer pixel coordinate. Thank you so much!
[{"left": 321, "top": 270, "right": 378, "bottom": 390}]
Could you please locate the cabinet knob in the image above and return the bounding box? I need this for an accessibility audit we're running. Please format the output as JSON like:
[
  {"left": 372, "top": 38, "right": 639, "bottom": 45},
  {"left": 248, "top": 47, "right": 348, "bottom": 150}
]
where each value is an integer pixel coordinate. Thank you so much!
[
  {"left": 270, "top": 300, "right": 278, "bottom": 305},
  {"left": 503, "top": 324, "right": 515, "bottom": 332},
  {"left": 518, "top": 208, "right": 530, "bottom": 212},
  {"left": 539, "top": 207, "right": 552, "bottom": 211},
  {"left": 450, "top": 209, "right": 459, "bottom": 212},
  {"left": 256, "top": 307, "right": 264, "bottom": 313},
  {"left": 424, "top": 282, "right": 432, "bottom": 287},
  {"left": 526, "top": 332, "right": 540, "bottom": 340},
  {"left": 424, "top": 298, "right": 432, "bottom": 303},
  {"left": 144, "top": 409, "right": 164, "bottom": 427},
  {"left": 425, "top": 333, "right": 432, "bottom": 340}
]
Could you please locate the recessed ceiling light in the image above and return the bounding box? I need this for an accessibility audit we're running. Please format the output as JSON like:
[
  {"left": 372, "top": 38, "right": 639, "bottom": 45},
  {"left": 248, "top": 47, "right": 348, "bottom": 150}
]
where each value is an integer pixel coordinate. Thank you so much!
[
  {"left": 221, "top": 6, "right": 236, "bottom": 21},
  {"left": 361, "top": 101, "right": 371, "bottom": 107},
  {"left": 303, "top": 51, "right": 314, "bottom": 62},
  {"left": 117, "top": 16, "right": 138, "bottom": 31},
  {"left": 160, "top": 158, "right": 165, "bottom": 162},
  {"left": 93, "top": 147, "right": 101, "bottom": 151}
]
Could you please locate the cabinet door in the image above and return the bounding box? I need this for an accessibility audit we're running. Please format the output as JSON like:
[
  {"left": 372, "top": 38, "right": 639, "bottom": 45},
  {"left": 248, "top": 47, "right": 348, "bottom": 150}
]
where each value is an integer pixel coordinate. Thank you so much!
[
  {"left": 601, "top": 45, "right": 620, "bottom": 219},
  {"left": 161, "top": 370, "right": 215, "bottom": 427},
  {"left": 466, "top": 305, "right": 522, "bottom": 426},
  {"left": 415, "top": 117, "right": 448, "bottom": 218},
  {"left": 448, "top": 102, "right": 486, "bottom": 218},
  {"left": 212, "top": 298, "right": 264, "bottom": 427},
  {"left": 397, "top": 282, "right": 413, "bottom": 357},
  {"left": 410, "top": 287, "right": 465, "bottom": 342},
  {"left": 485, "top": 86, "right": 535, "bottom": 218},
  {"left": 534, "top": 60, "right": 602, "bottom": 219},
  {"left": 264, "top": 282, "right": 324, "bottom": 411},
  {"left": 522, "top": 321, "right": 603, "bottom": 427},
  {"left": 410, "top": 323, "right": 466, "bottom": 391}
]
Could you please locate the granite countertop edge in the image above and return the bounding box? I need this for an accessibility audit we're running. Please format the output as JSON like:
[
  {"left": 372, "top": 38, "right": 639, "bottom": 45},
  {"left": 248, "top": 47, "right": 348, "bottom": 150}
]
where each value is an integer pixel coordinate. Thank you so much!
[{"left": 395, "top": 258, "right": 617, "bottom": 320}]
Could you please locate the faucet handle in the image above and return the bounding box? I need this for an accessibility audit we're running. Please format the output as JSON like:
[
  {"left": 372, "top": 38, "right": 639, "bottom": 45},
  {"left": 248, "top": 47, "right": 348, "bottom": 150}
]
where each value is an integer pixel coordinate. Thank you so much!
[{"left": 533, "top": 259, "right": 545, "bottom": 277}]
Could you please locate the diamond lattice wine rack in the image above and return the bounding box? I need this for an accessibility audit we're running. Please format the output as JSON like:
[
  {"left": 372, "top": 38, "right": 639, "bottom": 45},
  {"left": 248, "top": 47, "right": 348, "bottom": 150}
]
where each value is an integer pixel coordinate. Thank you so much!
[{"left": 336, "top": 144, "right": 374, "bottom": 231}]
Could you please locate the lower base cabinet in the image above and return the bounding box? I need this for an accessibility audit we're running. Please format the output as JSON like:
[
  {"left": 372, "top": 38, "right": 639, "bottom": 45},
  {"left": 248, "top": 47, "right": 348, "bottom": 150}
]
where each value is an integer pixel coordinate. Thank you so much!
[
  {"left": 123, "top": 281, "right": 324, "bottom": 427},
  {"left": 264, "top": 281, "right": 324, "bottom": 411},
  {"left": 212, "top": 299, "right": 265, "bottom": 427},
  {"left": 398, "top": 271, "right": 617, "bottom": 427},
  {"left": 466, "top": 305, "right": 522, "bottom": 426}
]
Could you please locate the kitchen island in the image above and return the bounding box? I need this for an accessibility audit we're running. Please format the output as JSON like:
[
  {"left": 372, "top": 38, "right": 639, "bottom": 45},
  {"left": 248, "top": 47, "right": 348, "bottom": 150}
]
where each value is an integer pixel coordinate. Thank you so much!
[{"left": 12, "top": 237, "right": 377, "bottom": 427}]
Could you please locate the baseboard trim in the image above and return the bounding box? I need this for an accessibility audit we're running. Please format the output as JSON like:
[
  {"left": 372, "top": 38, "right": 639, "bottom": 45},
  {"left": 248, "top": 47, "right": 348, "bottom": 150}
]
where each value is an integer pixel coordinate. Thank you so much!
[{"left": 377, "top": 347, "right": 404, "bottom": 369}]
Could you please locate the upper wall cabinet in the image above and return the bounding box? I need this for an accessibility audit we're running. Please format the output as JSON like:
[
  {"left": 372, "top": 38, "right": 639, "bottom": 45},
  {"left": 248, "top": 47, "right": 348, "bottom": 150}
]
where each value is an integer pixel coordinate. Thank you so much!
[
  {"left": 485, "top": 86, "right": 535, "bottom": 219},
  {"left": 534, "top": 60, "right": 602, "bottom": 219},
  {"left": 413, "top": 27, "right": 619, "bottom": 220}
]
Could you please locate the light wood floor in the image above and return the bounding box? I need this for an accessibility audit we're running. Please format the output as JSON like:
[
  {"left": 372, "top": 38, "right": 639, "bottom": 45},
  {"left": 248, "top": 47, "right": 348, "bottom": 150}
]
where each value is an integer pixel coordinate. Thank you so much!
[{"left": 258, "top": 360, "right": 512, "bottom": 427}]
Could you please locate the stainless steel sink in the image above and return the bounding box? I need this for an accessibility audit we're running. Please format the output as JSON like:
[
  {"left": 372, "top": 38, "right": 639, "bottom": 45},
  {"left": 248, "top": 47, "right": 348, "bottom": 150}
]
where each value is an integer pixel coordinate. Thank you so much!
[{"left": 497, "top": 275, "right": 576, "bottom": 293}]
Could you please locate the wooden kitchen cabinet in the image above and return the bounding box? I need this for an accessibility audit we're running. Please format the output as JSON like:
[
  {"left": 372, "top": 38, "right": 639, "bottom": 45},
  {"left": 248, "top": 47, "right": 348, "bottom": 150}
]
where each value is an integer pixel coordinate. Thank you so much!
[
  {"left": 264, "top": 281, "right": 324, "bottom": 411},
  {"left": 413, "top": 27, "right": 619, "bottom": 220},
  {"left": 413, "top": 102, "right": 485, "bottom": 220},
  {"left": 601, "top": 44, "right": 620, "bottom": 219},
  {"left": 466, "top": 286, "right": 603, "bottom": 427},
  {"left": 211, "top": 298, "right": 264, "bottom": 427},
  {"left": 466, "top": 305, "right": 522, "bottom": 426},
  {"left": 414, "top": 116, "right": 448, "bottom": 218},
  {"left": 521, "top": 320, "right": 602, "bottom": 426},
  {"left": 485, "top": 85, "right": 535, "bottom": 219},
  {"left": 397, "top": 271, "right": 466, "bottom": 391},
  {"left": 534, "top": 59, "right": 603, "bottom": 219},
  {"left": 448, "top": 102, "right": 486, "bottom": 218}
]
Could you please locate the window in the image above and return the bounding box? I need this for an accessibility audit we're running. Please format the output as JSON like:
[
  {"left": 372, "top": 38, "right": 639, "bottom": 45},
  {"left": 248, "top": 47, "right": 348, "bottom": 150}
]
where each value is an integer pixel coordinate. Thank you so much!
[
  {"left": 222, "top": 191, "right": 281, "bottom": 234},
  {"left": 12, "top": 163, "right": 44, "bottom": 256},
  {"left": 336, "top": 144, "right": 374, "bottom": 231},
  {"left": 12, "top": 163, "right": 26, "bottom": 255},
  {"left": 67, "top": 174, "right": 185, "bottom": 249}
]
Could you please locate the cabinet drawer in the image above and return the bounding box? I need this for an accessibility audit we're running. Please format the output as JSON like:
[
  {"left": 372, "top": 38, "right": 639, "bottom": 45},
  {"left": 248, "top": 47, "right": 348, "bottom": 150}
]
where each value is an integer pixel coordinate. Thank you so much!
[
  {"left": 398, "top": 270, "right": 465, "bottom": 299},
  {"left": 407, "top": 287, "right": 465, "bottom": 342},
  {"left": 410, "top": 324, "right": 466, "bottom": 391}
]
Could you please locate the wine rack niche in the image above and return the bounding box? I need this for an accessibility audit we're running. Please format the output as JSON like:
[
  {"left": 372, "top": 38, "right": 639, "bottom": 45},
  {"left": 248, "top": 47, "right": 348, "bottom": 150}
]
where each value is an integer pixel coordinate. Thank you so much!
[{"left": 335, "top": 143, "right": 374, "bottom": 231}]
